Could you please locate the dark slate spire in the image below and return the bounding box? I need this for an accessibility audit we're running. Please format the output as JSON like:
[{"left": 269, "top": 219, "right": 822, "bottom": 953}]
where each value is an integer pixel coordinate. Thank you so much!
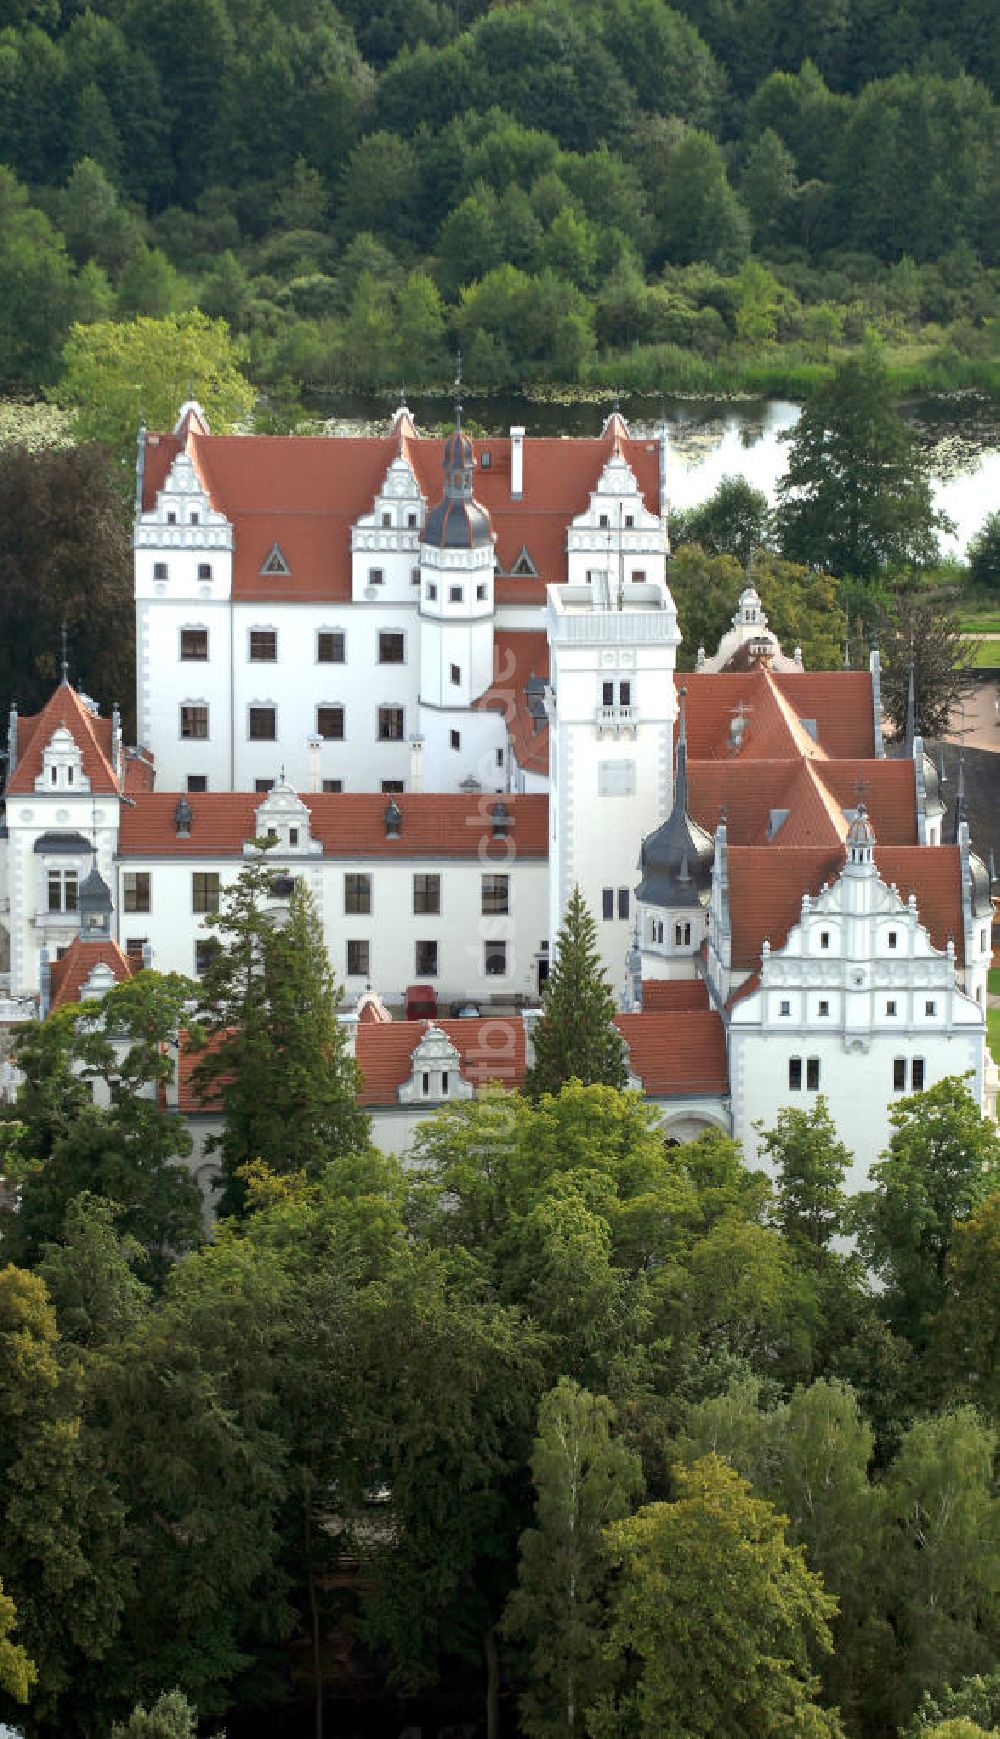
[
  {"left": 635, "top": 688, "right": 714, "bottom": 909},
  {"left": 903, "top": 659, "right": 916, "bottom": 757},
  {"left": 421, "top": 404, "right": 492, "bottom": 550},
  {"left": 951, "top": 750, "right": 967, "bottom": 843}
]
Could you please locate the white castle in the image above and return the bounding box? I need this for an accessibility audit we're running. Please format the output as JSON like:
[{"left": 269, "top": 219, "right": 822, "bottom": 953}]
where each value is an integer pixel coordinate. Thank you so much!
[{"left": 0, "top": 401, "right": 993, "bottom": 1197}]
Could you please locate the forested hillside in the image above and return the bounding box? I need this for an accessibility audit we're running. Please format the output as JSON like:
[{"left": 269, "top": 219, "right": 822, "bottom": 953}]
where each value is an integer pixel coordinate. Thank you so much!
[{"left": 2, "top": 0, "right": 999, "bottom": 400}]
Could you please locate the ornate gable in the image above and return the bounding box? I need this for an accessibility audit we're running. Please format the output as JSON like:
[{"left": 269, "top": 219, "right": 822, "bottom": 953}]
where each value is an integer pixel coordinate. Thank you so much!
[{"left": 398, "top": 1024, "right": 474, "bottom": 1105}]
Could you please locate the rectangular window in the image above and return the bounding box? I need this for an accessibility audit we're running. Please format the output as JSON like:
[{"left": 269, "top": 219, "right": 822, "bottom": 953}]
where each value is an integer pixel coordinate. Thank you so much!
[
  {"left": 450, "top": 729, "right": 461, "bottom": 750},
  {"left": 449, "top": 585, "right": 463, "bottom": 603},
  {"left": 888, "top": 931, "right": 898, "bottom": 949},
  {"left": 187, "top": 774, "right": 208, "bottom": 793},
  {"left": 818, "top": 999, "right": 829, "bottom": 1016},
  {"left": 780, "top": 1000, "right": 791, "bottom": 1017},
  {"left": 619, "top": 680, "right": 632, "bottom": 707},
  {"left": 322, "top": 778, "right": 343, "bottom": 793},
  {"left": 381, "top": 511, "right": 391, "bottom": 528},
  {"left": 477, "top": 583, "right": 488, "bottom": 601},
  {"left": 411, "top": 568, "right": 420, "bottom": 585},
  {"left": 368, "top": 567, "right": 384, "bottom": 586},
  {"left": 820, "top": 931, "right": 830, "bottom": 949},
  {"left": 415, "top": 940, "right": 438, "bottom": 976},
  {"left": 180, "top": 628, "right": 208, "bottom": 660},
  {"left": 249, "top": 629, "right": 277, "bottom": 661},
  {"left": 618, "top": 888, "right": 630, "bottom": 921},
  {"left": 378, "top": 631, "right": 405, "bottom": 664},
  {"left": 806, "top": 1057, "right": 820, "bottom": 1091},
  {"left": 482, "top": 874, "right": 509, "bottom": 915},
  {"left": 153, "top": 562, "right": 168, "bottom": 580},
  {"left": 912, "top": 1058, "right": 925, "bottom": 1090},
  {"left": 886, "top": 999, "right": 897, "bottom": 1016},
  {"left": 345, "top": 873, "right": 371, "bottom": 915},
  {"left": 893, "top": 1058, "right": 907, "bottom": 1092},
  {"left": 317, "top": 706, "right": 344, "bottom": 740},
  {"left": 925, "top": 1000, "right": 936, "bottom": 1017},
  {"left": 602, "top": 681, "right": 614, "bottom": 707},
  {"left": 317, "top": 631, "right": 345, "bottom": 663},
  {"left": 381, "top": 780, "right": 404, "bottom": 793},
  {"left": 413, "top": 873, "right": 441, "bottom": 915},
  {"left": 347, "top": 939, "right": 370, "bottom": 977},
  {"left": 195, "top": 938, "right": 218, "bottom": 975},
  {"left": 180, "top": 705, "right": 208, "bottom": 739},
  {"left": 450, "top": 663, "right": 461, "bottom": 685},
  {"left": 602, "top": 887, "right": 614, "bottom": 920},
  {"left": 192, "top": 872, "right": 220, "bottom": 914},
  {"left": 248, "top": 706, "right": 276, "bottom": 740},
  {"left": 484, "top": 940, "right": 507, "bottom": 976},
  {"left": 426, "top": 582, "right": 438, "bottom": 601},
  {"left": 625, "top": 514, "right": 634, "bottom": 528},
  {"left": 123, "top": 871, "right": 151, "bottom": 914},
  {"left": 197, "top": 562, "right": 212, "bottom": 581},
  {"left": 255, "top": 778, "right": 274, "bottom": 793},
  {"left": 632, "top": 568, "right": 646, "bottom": 583},
  {"left": 378, "top": 706, "right": 404, "bottom": 741},
  {"left": 47, "top": 869, "right": 79, "bottom": 913},
  {"left": 789, "top": 1057, "right": 802, "bottom": 1091}
]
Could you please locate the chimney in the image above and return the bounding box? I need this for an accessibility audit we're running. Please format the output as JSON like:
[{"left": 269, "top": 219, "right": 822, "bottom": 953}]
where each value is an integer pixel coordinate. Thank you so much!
[
  {"left": 510, "top": 425, "right": 525, "bottom": 499},
  {"left": 307, "top": 733, "right": 322, "bottom": 794},
  {"left": 409, "top": 735, "right": 424, "bottom": 793}
]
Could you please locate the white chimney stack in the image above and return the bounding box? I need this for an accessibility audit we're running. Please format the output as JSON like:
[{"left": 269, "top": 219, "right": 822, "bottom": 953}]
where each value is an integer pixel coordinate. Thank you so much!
[
  {"left": 510, "top": 425, "right": 525, "bottom": 499},
  {"left": 409, "top": 735, "right": 425, "bottom": 793},
  {"left": 307, "top": 734, "right": 322, "bottom": 793}
]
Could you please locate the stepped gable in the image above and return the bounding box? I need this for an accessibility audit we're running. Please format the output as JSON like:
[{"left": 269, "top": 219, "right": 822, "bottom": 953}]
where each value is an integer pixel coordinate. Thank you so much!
[
  {"left": 727, "top": 842, "right": 966, "bottom": 969},
  {"left": 118, "top": 791, "right": 549, "bottom": 858},
  {"left": 48, "top": 937, "right": 133, "bottom": 1012},
  {"left": 355, "top": 1016, "right": 526, "bottom": 1106},
  {"left": 6, "top": 684, "right": 118, "bottom": 795},
  {"left": 614, "top": 1010, "right": 729, "bottom": 1095},
  {"left": 475, "top": 631, "right": 550, "bottom": 775}
]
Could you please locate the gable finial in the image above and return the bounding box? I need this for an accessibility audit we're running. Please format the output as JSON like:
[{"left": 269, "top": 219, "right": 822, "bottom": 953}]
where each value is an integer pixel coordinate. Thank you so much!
[{"left": 60, "top": 621, "right": 69, "bottom": 686}]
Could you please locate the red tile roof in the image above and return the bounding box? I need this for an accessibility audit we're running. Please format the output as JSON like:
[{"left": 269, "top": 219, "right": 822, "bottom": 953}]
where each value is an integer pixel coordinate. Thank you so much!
[
  {"left": 476, "top": 631, "right": 550, "bottom": 774},
  {"left": 640, "top": 979, "right": 710, "bottom": 1011},
  {"left": 141, "top": 424, "right": 661, "bottom": 604},
  {"left": 727, "top": 844, "right": 966, "bottom": 968},
  {"left": 7, "top": 686, "right": 119, "bottom": 795},
  {"left": 117, "top": 791, "right": 548, "bottom": 858},
  {"left": 680, "top": 668, "right": 876, "bottom": 763},
  {"left": 48, "top": 937, "right": 133, "bottom": 1011},
  {"left": 356, "top": 1016, "right": 526, "bottom": 1105},
  {"left": 615, "top": 1010, "right": 729, "bottom": 1095},
  {"left": 686, "top": 756, "right": 916, "bottom": 848}
]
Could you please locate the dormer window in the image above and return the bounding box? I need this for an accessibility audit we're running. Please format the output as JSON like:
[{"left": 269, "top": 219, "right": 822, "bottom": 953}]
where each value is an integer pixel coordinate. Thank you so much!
[
  {"left": 174, "top": 796, "right": 193, "bottom": 837},
  {"left": 491, "top": 800, "right": 511, "bottom": 837},
  {"left": 384, "top": 798, "right": 402, "bottom": 838}
]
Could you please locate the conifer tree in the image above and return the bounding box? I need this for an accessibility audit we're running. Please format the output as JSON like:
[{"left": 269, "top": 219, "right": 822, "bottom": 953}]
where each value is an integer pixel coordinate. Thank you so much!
[
  {"left": 525, "top": 887, "right": 628, "bottom": 1099},
  {"left": 194, "top": 859, "right": 370, "bottom": 1213}
]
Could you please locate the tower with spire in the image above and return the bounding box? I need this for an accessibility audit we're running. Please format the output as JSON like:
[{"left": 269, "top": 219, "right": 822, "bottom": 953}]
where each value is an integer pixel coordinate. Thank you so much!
[
  {"left": 632, "top": 686, "right": 714, "bottom": 990},
  {"left": 417, "top": 403, "right": 499, "bottom": 790}
]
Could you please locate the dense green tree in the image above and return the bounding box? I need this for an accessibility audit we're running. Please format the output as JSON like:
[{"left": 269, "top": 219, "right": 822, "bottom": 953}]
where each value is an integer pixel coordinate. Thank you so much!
[
  {"left": 0, "top": 1581, "right": 35, "bottom": 1705},
  {"left": 0, "top": 166, "right": 79, "bottom": 388},
  {"left": 503, "top": 1380, "right": 643, "bottom": 1739},
  {"left": 56, "top": 157, "right": 145, "bottom": 276},
  {"left": 905, "top": 1673, "right": 1000, "bottom": 1736},
  {"left": 597, "top": 0, "right": 725, "bottom": 129},
  {"left": 0, "top": 973, "right": 203, "bottom": 1283},
  {"left": 525, "top": 887, "right": 628, "bottom": 1099},
  {"left": 111, "top": 1691, "right": 202, "bottom": 1739},
  {"left": 670, "top": 474, "right": 773, "bottom": 564},
  {"left": 591, "top": 1454, "right": 845, "bottom": 1737},
  {"left": 56, "top": 309, "right": 255, "bottom": 475},
  {"left": 0, "top": 440, "right": 133, "bottom": 718},
  {"left": 759, "top": 1096, "right": 850, "bottom": 1259},
  {"left": 650, "top": 124, "right": 751, "bottom": 270},
  {"left": 927, "top": 1192, "right": 1000, "bottom": 1416},
  {"left": 776, "top": 353, "right": 946, "bottom": 581},
  {"left": 739, "top": 126, "right": 797, "bottom": 242},
  {"left": 877, "top": 592, "right": 978, "bottom": 741},
  {"left": 669, "top": 544, "right": 845, "bottom": 671},
  {"left": 967, "top": 509, "right": 1000, "bottom": 591},
  {"left": 884, "top": 1408, "right": 999, "bottom": 1725},
  {"left": 850, "top": 1076, "right": 1000, "bottom": 1349},
  {"left": 194, "top": 864, "right": 369, "bottom": 1214},
  {"left": 116, "top": 243, "right": 192, "bottom": 318}
]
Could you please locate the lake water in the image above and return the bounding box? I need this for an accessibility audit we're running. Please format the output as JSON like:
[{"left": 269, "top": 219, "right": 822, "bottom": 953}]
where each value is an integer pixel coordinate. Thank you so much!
[{"left": 311, "top": 390, "right": 1000, "bottom": 561}]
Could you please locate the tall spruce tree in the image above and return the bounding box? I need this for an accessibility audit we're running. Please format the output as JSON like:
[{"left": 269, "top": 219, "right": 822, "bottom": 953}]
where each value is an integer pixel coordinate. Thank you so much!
[
  {"left": 194, "top": 859, "right": 370, "bottom": 1214},
  {"left": 526, "top": 887, "right": 628, "bottom": 1099}
]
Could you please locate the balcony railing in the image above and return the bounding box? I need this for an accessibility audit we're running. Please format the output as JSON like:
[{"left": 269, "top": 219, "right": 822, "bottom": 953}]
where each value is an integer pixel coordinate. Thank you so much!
[{"left": 595, "top": 704, "right": 637, "bottom": 736}]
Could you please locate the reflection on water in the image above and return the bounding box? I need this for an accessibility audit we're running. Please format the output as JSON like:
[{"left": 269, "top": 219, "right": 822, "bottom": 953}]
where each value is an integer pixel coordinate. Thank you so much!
[{"left": 307, "top": 390, "right": 1000, "bottom": 560}]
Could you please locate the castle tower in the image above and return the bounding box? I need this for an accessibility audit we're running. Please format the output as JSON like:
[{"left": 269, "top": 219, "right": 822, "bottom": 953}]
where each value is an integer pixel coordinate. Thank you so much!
[
  {"left": 546, "top": 563, "right": 680, "bottom": 989},
  {"left": 633, "top": 687, "right": 714, "bottom": 989},
  {"left": 417, "top": 412, "right": 500, "bottom": 790}
]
